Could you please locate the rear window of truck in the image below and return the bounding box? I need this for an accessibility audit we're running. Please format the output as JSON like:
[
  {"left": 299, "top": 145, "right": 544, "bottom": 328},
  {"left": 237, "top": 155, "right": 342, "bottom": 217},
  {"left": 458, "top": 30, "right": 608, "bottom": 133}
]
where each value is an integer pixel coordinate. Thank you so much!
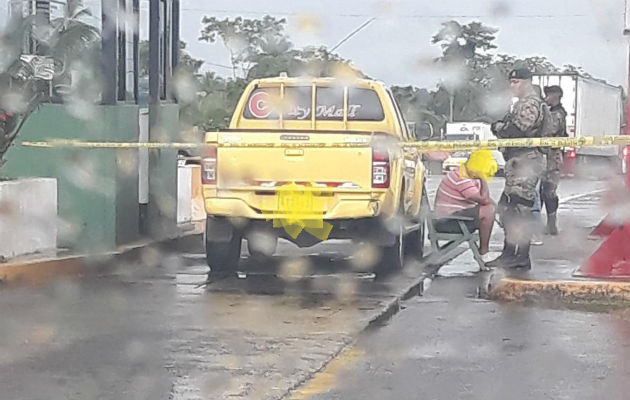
[
  {"left": 242, "top": 87, "right": 280, "bottom": 120},
  {"left": 348, "top": 88, "right": 385, "bottom": 121},
  {"left": 242, "top": 86, "right": 385, "bottom": 122}
]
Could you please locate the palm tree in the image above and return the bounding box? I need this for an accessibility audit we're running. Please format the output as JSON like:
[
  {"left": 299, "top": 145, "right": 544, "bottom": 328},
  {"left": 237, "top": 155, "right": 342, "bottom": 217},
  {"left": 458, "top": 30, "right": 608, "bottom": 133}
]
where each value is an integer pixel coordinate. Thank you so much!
[{"left": 0, "top": 0, "right": 100, "bottom": 167}]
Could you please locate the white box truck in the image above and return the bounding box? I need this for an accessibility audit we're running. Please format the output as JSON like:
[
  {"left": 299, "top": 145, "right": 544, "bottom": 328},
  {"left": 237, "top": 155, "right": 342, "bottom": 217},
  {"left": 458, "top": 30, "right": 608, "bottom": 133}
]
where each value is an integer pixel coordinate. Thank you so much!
[{"left": 532, "top": 73, "right": 625, "bottom": 173}]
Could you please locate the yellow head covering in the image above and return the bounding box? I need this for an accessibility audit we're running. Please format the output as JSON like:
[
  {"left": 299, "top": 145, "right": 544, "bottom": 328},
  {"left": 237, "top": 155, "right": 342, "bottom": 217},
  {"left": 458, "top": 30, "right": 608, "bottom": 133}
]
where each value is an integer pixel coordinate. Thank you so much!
[{"left": 460, "top": 150, "right": 498, "bottom": 182}]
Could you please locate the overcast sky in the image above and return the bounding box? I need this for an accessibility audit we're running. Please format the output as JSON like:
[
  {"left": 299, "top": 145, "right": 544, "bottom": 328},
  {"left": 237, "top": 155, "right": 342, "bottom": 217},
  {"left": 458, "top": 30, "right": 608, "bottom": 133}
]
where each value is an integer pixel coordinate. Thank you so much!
[
  {"left": 2, "top": 0, "right": 628, "bottom": 89},
  {"left": 173, "top": 0, "right": 628, "bottom": 90}
]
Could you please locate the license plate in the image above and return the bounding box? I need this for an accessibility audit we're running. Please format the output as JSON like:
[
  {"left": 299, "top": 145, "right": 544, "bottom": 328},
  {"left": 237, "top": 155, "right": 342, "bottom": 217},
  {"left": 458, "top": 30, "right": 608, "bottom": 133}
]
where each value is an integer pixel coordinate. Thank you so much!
[{"left": 277, "top": 190, "right": 313, "bottom": 213}]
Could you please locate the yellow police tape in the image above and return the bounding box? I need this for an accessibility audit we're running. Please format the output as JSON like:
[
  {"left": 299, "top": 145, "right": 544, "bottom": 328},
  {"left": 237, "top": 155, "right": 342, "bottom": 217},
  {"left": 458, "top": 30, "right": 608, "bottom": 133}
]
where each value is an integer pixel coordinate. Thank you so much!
[
  {"left": 21, "top": 139, "right": 200, "bottom": 149},
  {"left": 21, "top": 136, "right": 628, "bottom": 241},
  {"left": 21, "top": 135, "right": 630, "bottom": 151}
]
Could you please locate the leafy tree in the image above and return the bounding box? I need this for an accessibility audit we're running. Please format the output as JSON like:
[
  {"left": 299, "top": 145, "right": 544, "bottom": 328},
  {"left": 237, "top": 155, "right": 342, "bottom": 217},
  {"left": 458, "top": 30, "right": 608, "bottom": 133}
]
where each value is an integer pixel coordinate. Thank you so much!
[
  {"left": 199, "top": 15, "right": 289, "bottom": 78},
  {"left": 179, "top": 73, "right": 247, "bottom": 131},
  {"left": 0, "top": 1, "right": 100, "bottom": 167},
  {"left": 509, "top": 56, "right": 561, "bottom": 74},
  {"left": 432, "top": 21, "right": 497, "bottom": 73},
  {"left": 561, "top": 64, "right": 593, "bottom": 78},
  {"left": 431, "top": 21, "right": 499, "bottom": 122},
  {"left": 138, "top": 40, "right": 204, "bottom": 78},
  {"left": 244, "top": 38, "right": 301, "bottom": 80},
  {"left": 188, "top": 15, "right": 367, "bottom": 130},
  {"left": 391, "top": 85, "right": 446, "bottom": 136}
]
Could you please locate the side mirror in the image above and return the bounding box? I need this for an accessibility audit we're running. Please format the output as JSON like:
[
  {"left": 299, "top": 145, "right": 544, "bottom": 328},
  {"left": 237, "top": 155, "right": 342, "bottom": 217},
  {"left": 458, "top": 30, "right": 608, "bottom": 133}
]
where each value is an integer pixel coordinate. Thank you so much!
[{"left": 415, "top": 122, "right": 434, "bottom": 141}]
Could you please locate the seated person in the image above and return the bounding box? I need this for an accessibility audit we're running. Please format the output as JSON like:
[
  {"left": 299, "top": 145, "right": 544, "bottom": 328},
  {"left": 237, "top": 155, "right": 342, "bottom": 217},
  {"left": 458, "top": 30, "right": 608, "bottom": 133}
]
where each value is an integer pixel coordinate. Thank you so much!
[{"left": 434, "top": 153, "right": 496, "bottom": 259}]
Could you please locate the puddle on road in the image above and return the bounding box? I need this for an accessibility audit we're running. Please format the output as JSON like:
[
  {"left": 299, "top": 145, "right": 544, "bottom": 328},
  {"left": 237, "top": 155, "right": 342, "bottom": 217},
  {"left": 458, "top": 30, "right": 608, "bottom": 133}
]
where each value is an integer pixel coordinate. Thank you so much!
[
  {"left": 437, "top": 250, "right": 501, "bottom": 278},
  {"left": 175, "top": 258, "right": 210, "bottom": 297}
]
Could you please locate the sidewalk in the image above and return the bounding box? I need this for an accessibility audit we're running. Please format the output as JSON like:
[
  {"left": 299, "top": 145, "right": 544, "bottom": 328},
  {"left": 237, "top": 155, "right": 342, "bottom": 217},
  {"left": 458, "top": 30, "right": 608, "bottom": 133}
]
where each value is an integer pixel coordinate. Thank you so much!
[
  {"left": 488, "top": 228, "right": 630, "bottom": 308},
  {"left": 436, "top": 190, "right": 630, "bottom": 308},
  {"left": 0, "top": 222, "right": 203, "bottom": 285}
]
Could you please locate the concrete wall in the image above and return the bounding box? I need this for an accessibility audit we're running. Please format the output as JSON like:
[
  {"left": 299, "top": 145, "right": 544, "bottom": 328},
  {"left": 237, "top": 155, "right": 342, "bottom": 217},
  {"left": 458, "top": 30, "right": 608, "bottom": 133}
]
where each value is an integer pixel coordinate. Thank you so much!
[
  {"left": 176, "top": 164, "right": 205, "bottom": 224},
  {"left": 0, "top": 178, "right": 57, "bottom": 259},
  {"left": 2, "top": 104, "right": 140, "bottom": 252}
]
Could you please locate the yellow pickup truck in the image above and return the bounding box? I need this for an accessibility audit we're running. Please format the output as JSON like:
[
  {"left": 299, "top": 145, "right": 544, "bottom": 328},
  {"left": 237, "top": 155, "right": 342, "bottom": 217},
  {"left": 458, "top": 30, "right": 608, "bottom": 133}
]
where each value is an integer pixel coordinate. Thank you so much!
[{"left": 201, "top": 76, "right": 427, "bottom": 276}]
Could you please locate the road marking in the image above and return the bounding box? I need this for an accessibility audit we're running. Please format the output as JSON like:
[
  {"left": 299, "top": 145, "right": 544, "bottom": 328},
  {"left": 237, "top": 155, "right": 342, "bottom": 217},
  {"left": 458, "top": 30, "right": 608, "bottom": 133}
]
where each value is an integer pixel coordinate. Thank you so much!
[
  {"left": 288, "top": 346, "right": 365, "bottom": 400},
  {"left": 559, "top": 188, "right": 606, "bottom": 204}
]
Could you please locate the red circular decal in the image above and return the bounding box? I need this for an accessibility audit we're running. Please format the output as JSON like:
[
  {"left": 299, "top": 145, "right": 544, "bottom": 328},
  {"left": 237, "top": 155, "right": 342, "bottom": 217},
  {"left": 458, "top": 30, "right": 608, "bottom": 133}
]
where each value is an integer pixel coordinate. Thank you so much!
[{"left": 248, "top": 91, "right": 271, "bottom": 119}]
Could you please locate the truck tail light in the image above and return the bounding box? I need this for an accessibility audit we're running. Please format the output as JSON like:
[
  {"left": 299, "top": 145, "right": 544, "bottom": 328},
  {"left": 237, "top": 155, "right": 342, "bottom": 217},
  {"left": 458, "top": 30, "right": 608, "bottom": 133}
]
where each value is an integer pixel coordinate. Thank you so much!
[
  {"left": 201, "top": 146, "right": 217, "bottom": 185},
  {"left": 623, "top": 147, "right": 628, "bottom": 157},
  {"left": 372, "top": 147, "right": 390, "bottom": 188},
  {"left": 568, "top": 149, "right": 577, "bottom": 159}
]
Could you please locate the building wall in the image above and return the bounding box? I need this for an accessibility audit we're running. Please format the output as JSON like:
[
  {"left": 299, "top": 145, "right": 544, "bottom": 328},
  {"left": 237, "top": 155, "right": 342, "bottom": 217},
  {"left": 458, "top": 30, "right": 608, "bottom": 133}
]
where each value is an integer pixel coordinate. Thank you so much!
[{"left": 3, "top": 104, "right": 140, "bottom": 252}]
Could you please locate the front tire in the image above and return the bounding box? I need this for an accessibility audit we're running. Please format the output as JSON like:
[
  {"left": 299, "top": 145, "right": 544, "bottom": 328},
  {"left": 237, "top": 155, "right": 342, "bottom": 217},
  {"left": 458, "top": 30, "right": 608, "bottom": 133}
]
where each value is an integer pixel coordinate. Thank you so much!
[
  {"left": 406, "top": 217, "right": 426, "bottom": 260},
  {"left": 406, "top": 188, "right": 428, "bottom": 260}
]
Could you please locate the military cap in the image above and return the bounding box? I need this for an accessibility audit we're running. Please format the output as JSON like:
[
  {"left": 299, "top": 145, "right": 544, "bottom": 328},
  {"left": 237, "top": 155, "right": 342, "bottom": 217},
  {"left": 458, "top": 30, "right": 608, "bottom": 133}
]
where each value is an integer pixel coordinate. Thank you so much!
[
  {"left": 508, "top": 68, "right": 533, "bottom": 80},
  {"left": 544, "top": 85, "right": 563, "bottom": 97}
]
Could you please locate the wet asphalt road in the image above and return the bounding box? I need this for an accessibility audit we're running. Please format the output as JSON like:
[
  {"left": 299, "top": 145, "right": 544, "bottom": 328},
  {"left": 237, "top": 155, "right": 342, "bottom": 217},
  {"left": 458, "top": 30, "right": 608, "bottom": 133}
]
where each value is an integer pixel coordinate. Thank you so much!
[
  {"left": 306, "top": 276, "right": 630, "bottom": 400},
  {"left": 1, "top": 177, "right": 625, "bottom": 400}
]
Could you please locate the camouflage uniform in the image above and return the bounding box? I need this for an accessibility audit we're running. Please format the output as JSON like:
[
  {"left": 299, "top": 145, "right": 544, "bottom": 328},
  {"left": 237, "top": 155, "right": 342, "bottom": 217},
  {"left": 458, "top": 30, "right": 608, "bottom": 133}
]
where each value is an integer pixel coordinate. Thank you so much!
[
  {"left": 491, "top": 87, "right": 546, "bottom": 247},
  {"left": 493, "top": 88, "right": 546, "bottom": 202},
  {"left": 541, "top": 104, "right": 567, "bottom": 215}
]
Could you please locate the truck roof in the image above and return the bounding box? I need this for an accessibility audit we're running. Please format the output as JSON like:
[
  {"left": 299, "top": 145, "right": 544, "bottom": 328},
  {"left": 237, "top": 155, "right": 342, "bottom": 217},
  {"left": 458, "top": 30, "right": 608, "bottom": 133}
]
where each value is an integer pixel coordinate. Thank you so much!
[
  {"left": 532, "top": 72, "right": 621, "bottom": 91},
  {"left": 251, "top": 76, "right": 386, "bottom": 89}
]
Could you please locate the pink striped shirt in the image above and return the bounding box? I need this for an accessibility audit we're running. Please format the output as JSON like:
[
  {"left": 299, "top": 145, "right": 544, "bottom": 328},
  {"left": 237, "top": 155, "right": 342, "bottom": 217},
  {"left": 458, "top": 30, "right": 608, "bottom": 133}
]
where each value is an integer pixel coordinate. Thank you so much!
[{"left": 434, "top": 167, "right": 482, "bottom": 217}]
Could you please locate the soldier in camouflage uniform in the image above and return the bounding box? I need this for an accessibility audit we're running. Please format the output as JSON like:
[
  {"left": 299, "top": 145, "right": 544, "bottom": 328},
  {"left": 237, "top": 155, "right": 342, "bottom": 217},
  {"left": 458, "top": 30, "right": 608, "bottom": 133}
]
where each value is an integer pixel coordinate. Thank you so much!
[
  {"left": 487, "top": 68, "right": 546, "bottom": 270},
  {"left": 541, "top": 85, "right": 567, "bottom": 235}
]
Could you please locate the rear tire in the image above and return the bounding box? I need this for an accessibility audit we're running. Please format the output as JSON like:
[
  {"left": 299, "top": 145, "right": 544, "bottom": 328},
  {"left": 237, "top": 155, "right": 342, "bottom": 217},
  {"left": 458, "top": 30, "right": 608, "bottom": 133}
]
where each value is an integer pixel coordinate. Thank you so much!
[
  {"left": 375, "top": 216, "right": 405, "bottom": 279},
  {"left": 205, "top": 219, "right": 242, "bottom": 278}
]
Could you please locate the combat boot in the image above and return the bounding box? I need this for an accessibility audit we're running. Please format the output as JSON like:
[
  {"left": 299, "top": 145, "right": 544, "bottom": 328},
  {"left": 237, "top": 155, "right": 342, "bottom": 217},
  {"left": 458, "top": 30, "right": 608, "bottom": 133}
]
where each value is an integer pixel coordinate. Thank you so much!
[
  {"left": 545, "top": 213, "right": 558, "bottom": 236},
  {"left": 485, "top": 241, "right": 516, "bottom": 268},
  {"left": 499, "top": 243, "right": 532, "bottom": 270}
]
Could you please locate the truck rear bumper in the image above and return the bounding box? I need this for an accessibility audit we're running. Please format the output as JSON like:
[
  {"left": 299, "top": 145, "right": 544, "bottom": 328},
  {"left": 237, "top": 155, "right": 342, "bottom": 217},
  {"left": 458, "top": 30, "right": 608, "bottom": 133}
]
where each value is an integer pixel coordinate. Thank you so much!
[
  {"left": 203, "top": 192, "right": 387, "bottom": 220},
  {"left": 205, "top": 215, "right": 398, "bottom": 248}
]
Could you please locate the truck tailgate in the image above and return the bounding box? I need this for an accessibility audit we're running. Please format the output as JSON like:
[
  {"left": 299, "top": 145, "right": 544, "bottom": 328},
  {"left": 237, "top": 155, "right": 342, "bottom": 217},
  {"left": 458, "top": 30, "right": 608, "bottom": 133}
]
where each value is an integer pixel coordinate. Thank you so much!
[{"left": 214, "top": 131, "right": 373, "bottom": 190}]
